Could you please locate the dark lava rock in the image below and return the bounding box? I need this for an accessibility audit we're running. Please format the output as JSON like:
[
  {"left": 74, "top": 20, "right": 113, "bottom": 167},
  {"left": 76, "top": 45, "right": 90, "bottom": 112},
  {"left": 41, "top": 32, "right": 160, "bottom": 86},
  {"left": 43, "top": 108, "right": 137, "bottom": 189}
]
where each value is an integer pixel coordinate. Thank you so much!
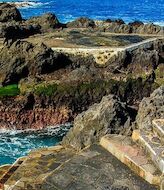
[
  {"left": 136, "top": 85, "right": 164, "bottom": 130},
  {"left": 67, "top": 17, "right": 95, "bottom": 28},
  {"left": 106, "top": 19, "right": 125, "bottom": 25},
  {"left": 2, "top": 24, "right": 41, "bottom": 42},
  {"left": 26, "top": 13, "right": 61, "bottom": 32},
  {"left": 62, "top": 95, "right": 132, "bottom": 150},
  {"left": 0, "top": 3, "right": 22, "bottom": 22},
  {"left": 129, "top": 20, "right": 144, "bottom": 27},
  {"left": 0, "top": 40, "right": 70, "bottom": 85}
]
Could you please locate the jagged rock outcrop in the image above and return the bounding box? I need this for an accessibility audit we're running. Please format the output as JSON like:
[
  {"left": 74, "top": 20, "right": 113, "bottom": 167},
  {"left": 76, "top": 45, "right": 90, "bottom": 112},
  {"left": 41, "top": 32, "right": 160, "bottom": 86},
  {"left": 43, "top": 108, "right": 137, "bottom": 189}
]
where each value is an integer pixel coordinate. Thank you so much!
[
  {"left": 62, "top": 95, "right": 133, "bottom": 150},
  {"left": 0, "top": 3, "right": 22, "bottom": 22},
  {"left": 26, "top": 13, "right": 61, "bottom": 32},
  {"left": 104, "top": 38, "right": 163, "bottom": 78},
  {"left": 136, "top": 85, "right": 164, "bottom": 130},
  {"left": 134, "top": 23, "right": 163, "bottom": 35},
  {"left": 105, "top": 23, "right": 132, "bottom": 33},
  {"left": 95, "top": 20, "right": 163, "bottom": 34},
  {"left": 0, "top": 40, "right": 70, "bottom": 85},
  {"left": 67, "top": 17, "right": 95, "bottom": 28}
]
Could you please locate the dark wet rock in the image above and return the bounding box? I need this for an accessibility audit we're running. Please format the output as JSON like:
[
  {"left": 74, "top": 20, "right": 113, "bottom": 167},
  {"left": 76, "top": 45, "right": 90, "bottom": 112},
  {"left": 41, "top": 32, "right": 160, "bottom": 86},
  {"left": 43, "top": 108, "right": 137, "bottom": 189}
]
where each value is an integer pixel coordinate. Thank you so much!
[
  {"left": 67, "top": 17, "right": 95, "bottom": 28},
  {"left": 0, "top": 3, "right": 22, "bottom": 22},
  {"left": 0, "top": 40, "right": 70, "bottom": 85},
  {"left": 136, "top": 85, "right": 164, "bottom": 130},
  {"left": 26, "top": 13, "right": 61, "bottom": 32},
  {"left": 62, "top": 95, "right": 132, "bottom": 150}
]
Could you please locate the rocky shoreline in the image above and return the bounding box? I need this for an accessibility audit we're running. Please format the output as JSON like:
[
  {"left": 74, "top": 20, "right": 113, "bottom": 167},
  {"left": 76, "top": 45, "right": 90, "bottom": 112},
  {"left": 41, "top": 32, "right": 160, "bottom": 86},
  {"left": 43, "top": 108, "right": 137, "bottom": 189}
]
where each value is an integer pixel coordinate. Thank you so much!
[
  {"left": 0, "top": 3, "right": 163, "bottom": 190},
  {"left": 0, "top": 3, "right": 163, "bottom": 130}
]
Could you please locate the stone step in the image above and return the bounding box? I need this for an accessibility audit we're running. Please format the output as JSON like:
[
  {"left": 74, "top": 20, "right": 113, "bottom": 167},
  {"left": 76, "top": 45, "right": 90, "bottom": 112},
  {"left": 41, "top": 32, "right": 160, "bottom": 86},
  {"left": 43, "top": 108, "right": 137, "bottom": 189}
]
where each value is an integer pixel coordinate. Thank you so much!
[
  {"left": 153, "top": 119, "right": 164, "bottom": 143},
  {"left": 100, "top": 134, "right": 162, "bottom": 187},
  {"left": 0, "top": 157, "right": 26, "bottom": 190},
  {"left": 0, "top": 165, "right": 11, "bottom": 178},
  {"left": 132, "top": 130, "right": 164, "bottom": 174},
  {"left": 3, "top": 145, "right": 75, "bottom": 190},
  {"left": 0, "top": 165, "right": 11, "bottom": 190}
]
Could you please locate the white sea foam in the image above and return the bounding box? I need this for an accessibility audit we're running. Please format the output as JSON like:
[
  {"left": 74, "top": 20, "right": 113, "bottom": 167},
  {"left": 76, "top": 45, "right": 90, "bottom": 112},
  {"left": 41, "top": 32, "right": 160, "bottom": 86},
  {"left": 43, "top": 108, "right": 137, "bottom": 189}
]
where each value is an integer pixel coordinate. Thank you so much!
[{"left": 6, "top": 1, "right": 45, "bottom": 8}]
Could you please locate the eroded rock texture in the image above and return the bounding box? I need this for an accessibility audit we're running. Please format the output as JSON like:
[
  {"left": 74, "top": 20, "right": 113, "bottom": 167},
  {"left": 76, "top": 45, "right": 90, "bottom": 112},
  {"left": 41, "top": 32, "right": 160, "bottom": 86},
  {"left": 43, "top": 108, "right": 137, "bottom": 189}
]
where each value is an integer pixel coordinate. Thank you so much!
[
  {"left": 136, "top": 85, "right": 164, "bottom": 130},
  {"left": 62, "top": 95, "right": 133, "bottom": 150}
]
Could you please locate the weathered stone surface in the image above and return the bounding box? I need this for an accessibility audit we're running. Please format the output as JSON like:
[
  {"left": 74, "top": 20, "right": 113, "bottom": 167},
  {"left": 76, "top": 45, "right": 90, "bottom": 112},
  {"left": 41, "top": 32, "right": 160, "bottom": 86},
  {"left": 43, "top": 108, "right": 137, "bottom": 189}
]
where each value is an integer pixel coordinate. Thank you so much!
[
  {"left": 3, "top": 144, "right": 157, "bottom": 190},
  {"left": 136, "top": 85, "right": 164, "bottom": 130},
  {"left": 67, "top": 17, "right": 95, "bottom": 28},
  {"left": 41, "top": 145, "right": 157, "bottom": 190},
  {"left": 100, "top": 134, "right": 162, "bottom": 186},
  {"left": 135, "top": 23, "right": 164, "bottom": 35},
  {"left": 105, "top": 23, "right": 132, "bottom": 33},
  {"left": 132, "top": 129, "right": 164, "bottom": 174},
  {"left": 0, "top": 3, "right": 22, "bottom": 22},
  {"left": 0, "top": 40, "right": 69, "bottom": 85},
  {"left": 1, "top": 24, "right": 41, "bottom": 40},
  {"left": 62, "top": 95, "right": 132, "bottom": 150},
  {"left": 26, "top": 13, "right": 61, "bottom": 32}
]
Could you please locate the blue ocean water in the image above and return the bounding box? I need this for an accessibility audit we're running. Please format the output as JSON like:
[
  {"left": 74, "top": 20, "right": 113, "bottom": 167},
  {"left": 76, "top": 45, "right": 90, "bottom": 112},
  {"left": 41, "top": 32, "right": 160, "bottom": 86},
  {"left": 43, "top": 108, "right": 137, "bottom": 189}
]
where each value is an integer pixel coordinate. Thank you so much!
[
  {"left": 0, "top": 124, "right": 71, "bottom": 165},
  {"left": 4, "top": 0, "right": 164, "bottom": 25}
]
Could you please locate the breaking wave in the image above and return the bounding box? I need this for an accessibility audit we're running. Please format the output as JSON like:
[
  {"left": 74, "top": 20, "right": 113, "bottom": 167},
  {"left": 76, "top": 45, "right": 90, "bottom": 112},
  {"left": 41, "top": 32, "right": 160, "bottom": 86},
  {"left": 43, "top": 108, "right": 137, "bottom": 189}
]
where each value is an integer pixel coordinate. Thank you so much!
[{"left": 0, "top": 123, "right": 72, "bottom": 165}]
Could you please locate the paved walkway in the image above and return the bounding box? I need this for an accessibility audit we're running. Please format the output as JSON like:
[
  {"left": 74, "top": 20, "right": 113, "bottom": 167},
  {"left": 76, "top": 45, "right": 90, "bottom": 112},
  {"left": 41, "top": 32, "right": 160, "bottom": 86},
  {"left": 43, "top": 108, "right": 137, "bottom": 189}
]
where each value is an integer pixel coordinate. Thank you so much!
[{"left": 1, "top": 145, "right": 158, "bottom": 190}]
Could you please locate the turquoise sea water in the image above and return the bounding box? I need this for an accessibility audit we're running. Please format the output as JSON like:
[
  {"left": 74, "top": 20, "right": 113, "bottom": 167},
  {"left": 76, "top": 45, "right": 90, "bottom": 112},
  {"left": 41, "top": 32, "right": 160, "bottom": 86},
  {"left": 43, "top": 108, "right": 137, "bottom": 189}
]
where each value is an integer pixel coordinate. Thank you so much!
[
  {"left": 3, "top": 0, "right": 164, "bottom": 25},
  {"left": 0, "top": 124, "right": 71, "bottom": 165}
]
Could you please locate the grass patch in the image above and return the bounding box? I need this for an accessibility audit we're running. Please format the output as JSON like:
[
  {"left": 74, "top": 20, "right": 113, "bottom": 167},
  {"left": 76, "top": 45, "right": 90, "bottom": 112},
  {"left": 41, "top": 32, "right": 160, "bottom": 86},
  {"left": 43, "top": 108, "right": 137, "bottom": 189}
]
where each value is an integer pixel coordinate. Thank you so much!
[
  {"left": 34, "top": 83, "right": 58, "bottom": 96},
  {"left": 0, "top": 84, "right": 20, "bottom": 97}
]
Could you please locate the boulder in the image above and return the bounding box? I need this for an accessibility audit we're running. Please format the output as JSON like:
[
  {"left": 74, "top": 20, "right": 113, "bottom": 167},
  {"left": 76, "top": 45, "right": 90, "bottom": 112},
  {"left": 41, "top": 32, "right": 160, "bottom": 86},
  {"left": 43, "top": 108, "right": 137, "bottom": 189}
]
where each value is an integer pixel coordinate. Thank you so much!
[
  {"left": 0, "top": 40, "right": 70, "bottom": 85},
  {"left": 67, "top": 17, "right": 95, "bottom": 28},
  {"left": 136, "top": 85, "right": 164, "bottom": 130},
  {"left": 0, "top": 3, "right": 22, "bottom": 22},
  {"left": 26, "top": 13, "right": 61, "bottom": 32},
  {"left": 62, "top": 95, "right": 132, "bottom": 150}
]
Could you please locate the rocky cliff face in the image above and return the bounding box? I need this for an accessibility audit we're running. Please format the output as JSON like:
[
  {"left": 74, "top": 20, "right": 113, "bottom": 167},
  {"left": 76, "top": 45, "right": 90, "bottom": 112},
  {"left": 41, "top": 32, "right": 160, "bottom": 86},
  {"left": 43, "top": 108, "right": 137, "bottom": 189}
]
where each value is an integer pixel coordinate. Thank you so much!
[
  {"left": 136, "top": 85, "right": 164, "bottom": 130},
  {"left": 0, "top": 3, "right": 163, "bottom": 130},
  {"left": 0, "top": 37, "right": 163, "bottom": 130}
]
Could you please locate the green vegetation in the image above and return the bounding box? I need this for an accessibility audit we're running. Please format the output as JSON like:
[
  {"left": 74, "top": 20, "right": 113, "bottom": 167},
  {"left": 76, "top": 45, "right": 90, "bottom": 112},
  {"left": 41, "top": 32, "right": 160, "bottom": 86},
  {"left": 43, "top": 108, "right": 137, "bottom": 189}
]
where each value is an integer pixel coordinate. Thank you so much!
[
  {"left": 0, "top": 84, "right": 20, "bottom": 97},
  {"left": 34, "top": 83, "right": 58, "bottom": 96}
]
